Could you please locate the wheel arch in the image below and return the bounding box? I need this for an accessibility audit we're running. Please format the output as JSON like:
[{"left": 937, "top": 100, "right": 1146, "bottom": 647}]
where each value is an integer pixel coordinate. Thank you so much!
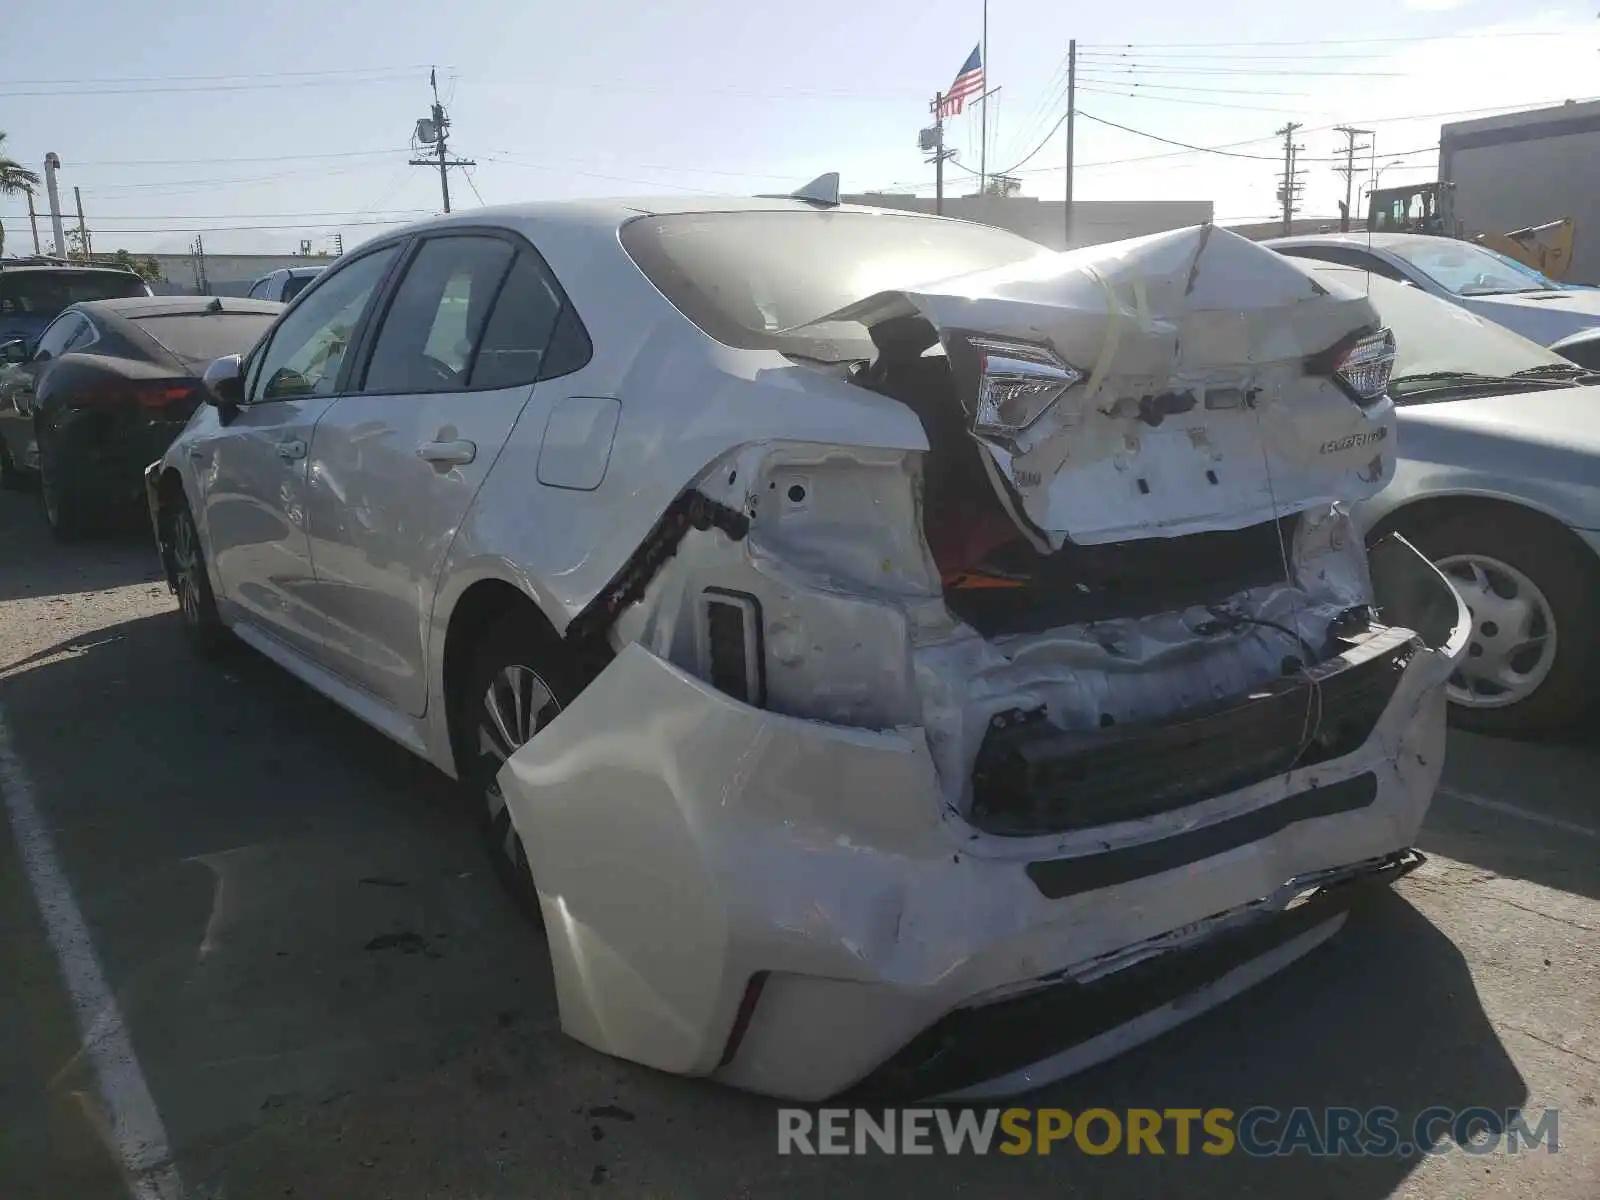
[
  {"left": 437, "top": 575, "right": 567, "bottom": 775},
  {"left": 1365, "top": 492, "right": 1600, "bottom": 578}
]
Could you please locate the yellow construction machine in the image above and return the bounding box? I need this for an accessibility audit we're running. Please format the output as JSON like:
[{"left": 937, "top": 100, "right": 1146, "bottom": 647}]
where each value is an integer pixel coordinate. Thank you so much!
[{"left": 1365, "top": 181, "right": 1577, "bottom": 283}]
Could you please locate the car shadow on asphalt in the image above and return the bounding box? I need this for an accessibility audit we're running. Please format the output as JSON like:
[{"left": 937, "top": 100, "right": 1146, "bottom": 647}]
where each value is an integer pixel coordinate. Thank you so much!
[
  {"left": 0, "top": 608, "right": 1532, "bottom": 1199},
  {"left": 0, "top": 498, "right": 165, "bottom": 605},
  {"left": 1427, "top": 723, "right": 1600, "bottom": 902}
]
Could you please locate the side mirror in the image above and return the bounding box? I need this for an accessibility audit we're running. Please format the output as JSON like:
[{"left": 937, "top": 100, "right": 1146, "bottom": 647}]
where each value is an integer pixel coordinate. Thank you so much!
[
  {"left": 202, "top": 354, "right": 245, "bottom": 408},
  {"left": 0, "top": 339, "right": 27, "bottom": 365}
]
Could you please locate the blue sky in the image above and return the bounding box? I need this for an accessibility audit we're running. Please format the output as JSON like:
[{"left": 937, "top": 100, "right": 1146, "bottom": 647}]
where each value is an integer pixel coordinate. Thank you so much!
[{"left": 3, "top": 0, "right": 1597, "bottom": 255}]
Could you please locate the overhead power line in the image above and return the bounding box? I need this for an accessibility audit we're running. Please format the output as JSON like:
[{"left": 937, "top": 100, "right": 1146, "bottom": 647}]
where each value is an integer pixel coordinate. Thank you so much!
[
  {"left": 1077, "top": 32, "right": 1569, "bottom": 49},
  {"left": 1075, "top": 110, "right": 1284, "bottom": 159}
]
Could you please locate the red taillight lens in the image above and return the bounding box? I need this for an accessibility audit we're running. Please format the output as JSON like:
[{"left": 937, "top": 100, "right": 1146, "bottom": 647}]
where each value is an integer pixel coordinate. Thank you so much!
[
  {"left": 78, "top": 381, "right": 200, "bottom": 411},
  {"left": 133, "top": 383, "right": 200, "bottom": 411}
]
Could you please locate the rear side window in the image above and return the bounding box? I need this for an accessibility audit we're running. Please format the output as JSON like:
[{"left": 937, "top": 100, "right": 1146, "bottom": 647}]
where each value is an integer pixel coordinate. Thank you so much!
[
  {"left": 468, "top": 252, "right": 569, "bottom": 389},
  {"left": 0, "top": 271, "right": 147, "bottom": 317},
  {"left": 133, "top": 312, "right": 280, "bottom": 364},
  {"left": 282, "top": 274, "right": 318, "bottom": 302},
  {"left": 362, "top": 236, "right": 515, "bottom": 394}
]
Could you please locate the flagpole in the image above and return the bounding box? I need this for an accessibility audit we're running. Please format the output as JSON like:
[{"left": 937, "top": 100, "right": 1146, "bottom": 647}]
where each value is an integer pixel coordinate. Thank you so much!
[{"left": 978, "top": 0, "right": 988, "bottom": 194}]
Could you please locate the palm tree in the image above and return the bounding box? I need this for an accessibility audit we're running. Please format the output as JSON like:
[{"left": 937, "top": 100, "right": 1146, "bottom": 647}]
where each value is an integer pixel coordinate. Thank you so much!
[{"left": 0, "top": 131, "right": 43, "bottom": 258}]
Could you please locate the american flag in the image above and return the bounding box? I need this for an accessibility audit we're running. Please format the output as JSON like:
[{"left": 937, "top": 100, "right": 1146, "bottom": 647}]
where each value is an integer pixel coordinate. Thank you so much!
[{"left": 934, "top": 45, "right": 984, "bottom": 119}]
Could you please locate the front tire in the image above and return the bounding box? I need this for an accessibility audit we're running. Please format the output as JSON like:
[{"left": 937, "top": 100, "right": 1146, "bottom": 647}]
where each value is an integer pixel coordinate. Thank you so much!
[
  {"left": 166, "top": 497, "right": 229, "bottom": 656},
  {"left": 1391, "top": 506, "right": 1600, "bottom": 736},
  {"left": 454, "top": 614, "right": 579, "bottom": 917}
]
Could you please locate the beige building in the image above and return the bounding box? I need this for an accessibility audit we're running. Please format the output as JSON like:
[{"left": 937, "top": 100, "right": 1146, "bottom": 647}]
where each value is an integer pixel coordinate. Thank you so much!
[{"left": 843, "top": 193, "right": 1213, "bottom": 251}]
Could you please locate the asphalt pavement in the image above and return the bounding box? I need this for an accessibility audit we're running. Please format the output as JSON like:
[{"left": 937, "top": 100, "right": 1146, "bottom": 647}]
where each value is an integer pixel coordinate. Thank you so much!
[{"left": 0, "top": 490, "right": 1595, "bottom": 1200}]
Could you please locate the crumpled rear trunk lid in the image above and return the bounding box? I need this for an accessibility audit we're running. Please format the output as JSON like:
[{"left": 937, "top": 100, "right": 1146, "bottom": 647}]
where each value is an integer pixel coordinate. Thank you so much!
[{"left": 796, "top": 223, "right": 1396, "bottom": 549}]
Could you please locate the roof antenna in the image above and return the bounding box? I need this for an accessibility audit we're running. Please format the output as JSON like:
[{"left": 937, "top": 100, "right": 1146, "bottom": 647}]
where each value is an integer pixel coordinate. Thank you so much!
[
  {"left": 206, "top": 296, "right": 223, "bottom": 313},
  {"left": 758, "top": 172, "right": 841, "bottom": 207}
]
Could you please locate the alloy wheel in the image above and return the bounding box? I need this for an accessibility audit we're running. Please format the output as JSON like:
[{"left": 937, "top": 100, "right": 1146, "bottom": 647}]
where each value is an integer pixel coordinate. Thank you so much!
[
  {"left": 477, "top": 664, "right": 562, "bottom": 867},
  {"left": 172, "top": 511, "right": 204, "bottom": 628},
  {"left": 1436, "top": 552, "right": 1559, "bottom": 709}
]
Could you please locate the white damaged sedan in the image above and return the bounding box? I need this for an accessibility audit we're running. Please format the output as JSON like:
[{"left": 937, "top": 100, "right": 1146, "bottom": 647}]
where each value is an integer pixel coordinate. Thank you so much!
[{"left": 145, "top": 187, "right": 1470, "bottom": 1101}]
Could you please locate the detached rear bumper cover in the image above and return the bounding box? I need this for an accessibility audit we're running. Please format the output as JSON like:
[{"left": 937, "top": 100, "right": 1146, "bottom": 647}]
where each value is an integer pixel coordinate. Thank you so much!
[{"left": 499, "top": 537, "right": 1469, "bottom": 1101}]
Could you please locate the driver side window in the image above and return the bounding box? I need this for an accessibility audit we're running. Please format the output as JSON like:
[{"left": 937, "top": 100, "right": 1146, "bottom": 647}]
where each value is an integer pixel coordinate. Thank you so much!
[{"left": 247, "top": 245, "right": 400, "bottom": 403}]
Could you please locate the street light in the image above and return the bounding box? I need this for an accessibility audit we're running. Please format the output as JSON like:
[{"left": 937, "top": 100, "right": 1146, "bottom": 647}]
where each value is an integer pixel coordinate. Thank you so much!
[{"left": 1357, "top": 159, "right": 1426, "bottom": 210}]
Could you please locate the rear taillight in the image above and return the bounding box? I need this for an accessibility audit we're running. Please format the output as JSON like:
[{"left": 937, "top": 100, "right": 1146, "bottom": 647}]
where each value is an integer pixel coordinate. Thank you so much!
[
  {"left": 132, "top": 383, "right": 200, "bottom": 412},
  {"left": 79, "top": 381, "right": 200, "bottom": 412},
  {"left": 1308, "top": 328, "right": 1395, "bottom": 406},
  {"left": 964, "top": 335, "right": 1084, "bottom": 440}
]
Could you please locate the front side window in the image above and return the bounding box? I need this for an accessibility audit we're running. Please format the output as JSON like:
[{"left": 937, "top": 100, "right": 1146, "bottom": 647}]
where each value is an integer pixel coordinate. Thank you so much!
[
  {"left": 362, "top": 236, "right": 515, "bottom": 394},
  {"left": 249, "top": 245, "right": 400, "bottom": 403}
]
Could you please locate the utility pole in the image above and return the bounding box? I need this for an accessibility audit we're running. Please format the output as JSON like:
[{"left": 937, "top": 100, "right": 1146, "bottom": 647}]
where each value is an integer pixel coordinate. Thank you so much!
[
  {"left": 73, "top": 186, "right": 91, "bottom": 261},
  {"left": 192, "top": 235, "right": 209, "bottom": 295},
  {"left": 920, "top": 95, "right": 958, "bottom": 214},
  {"left": 1063, "top": 39, "right": 1076, "bottom": 250},
  {"left": 43, "top": 153, "right": 66, "bottom": 259},
  {"left": 1275, "top": 123, "right": 1304, "bottom": 237},
  {"left": 26, "top": 190, "right": 41, "bottom": 255},
  {"left": 1333, "top": 126, "right": 1372, "bottom": 233},
  {"left": 333, "top": 232, "right": 344, "bottom": 256},
  {"left": 409, "top": 67, "right": 475, "bottom": 214}
]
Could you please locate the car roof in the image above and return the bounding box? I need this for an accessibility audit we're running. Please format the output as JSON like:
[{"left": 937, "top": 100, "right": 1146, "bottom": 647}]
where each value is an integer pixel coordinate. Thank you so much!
[
  {"left": 284, "top": 266, "right": 325, "bottom": 276},
  {"left": 363, "top": 194, "right": 964, "bottom": 247},
  {"left": 1263, "top": 232, "right": 1432, "bottom": 251},
  {"left": 74, "top": 296, "right": 283, "bottom": 319},
  {"left": 0, "top": 261, "right": 144, "bottom": 277}
]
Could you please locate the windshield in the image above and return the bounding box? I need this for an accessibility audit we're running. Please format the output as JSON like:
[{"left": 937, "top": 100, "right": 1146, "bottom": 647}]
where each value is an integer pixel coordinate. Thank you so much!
[
  {"left": 132, "top": 312, "right": 279, "bottom": 365},
  {"left": 1306, "top": 264, "right": 1569, "bottom": 388},
  {"left": 1383, "top": 236, "right": 1553, "bottom": 296},
  {"left": 0, "top": 270, "right": 148, "bottom": 318},
  {"left": 620, "top": 209, "right": 1047, "bottom": 357}
]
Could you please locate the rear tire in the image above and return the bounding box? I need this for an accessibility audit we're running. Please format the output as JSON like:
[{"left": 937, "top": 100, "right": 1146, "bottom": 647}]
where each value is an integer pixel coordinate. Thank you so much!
[
  {"left": 166, "top": 496, "right": 230, "bottom": 657},
  {"left": 1388, "top": 505, "right": 1600, "bottom": 736},
  {"left": 453, "top": 612, "right": 579, "bottom": 919},
  {"left": 36, "top": 432, "right": 95, "bottom": 541}
]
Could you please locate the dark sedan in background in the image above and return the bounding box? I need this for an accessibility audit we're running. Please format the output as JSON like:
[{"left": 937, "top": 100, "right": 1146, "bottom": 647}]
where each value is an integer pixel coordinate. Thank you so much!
[{"left": 0, "top": 295, "right": 281, "bottom": 538}]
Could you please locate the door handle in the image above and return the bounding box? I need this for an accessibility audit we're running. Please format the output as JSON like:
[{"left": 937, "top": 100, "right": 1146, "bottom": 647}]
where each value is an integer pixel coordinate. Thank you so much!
[
  {"left": 417, "top": 439, "right": 476, "bottom": 467},
  {"left": 276, "top": 438, "right": 307, "bottom": 461}
]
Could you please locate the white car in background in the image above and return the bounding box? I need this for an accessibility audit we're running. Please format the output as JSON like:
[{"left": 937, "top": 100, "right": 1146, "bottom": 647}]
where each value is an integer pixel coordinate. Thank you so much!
[
  {"left": 1267, "top": 231, "right": 1600, "bottom": 346},
  {"left": 145, "top": 198, "right": 1467, "bottom": 1101}
]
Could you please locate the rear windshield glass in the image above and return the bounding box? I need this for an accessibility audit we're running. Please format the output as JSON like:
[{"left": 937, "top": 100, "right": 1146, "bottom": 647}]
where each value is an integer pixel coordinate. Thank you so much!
[
  {"left": 133, "top": 312, "right": 279, "bottom": 363},
  {"left": 619, "top": 210, "right": 1047, "bottom": 358},
  {"left": 0, "top": 270, "right": 148, "bottom": 317}
]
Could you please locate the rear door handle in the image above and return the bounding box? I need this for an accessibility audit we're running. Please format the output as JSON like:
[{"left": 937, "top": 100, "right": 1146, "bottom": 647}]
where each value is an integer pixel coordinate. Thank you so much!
[
  {"left": 417, "top": 439, "right": 476, "bottom": 467},
  {"left": 276, "top": 438, "right": 307, "bottom": 461}
]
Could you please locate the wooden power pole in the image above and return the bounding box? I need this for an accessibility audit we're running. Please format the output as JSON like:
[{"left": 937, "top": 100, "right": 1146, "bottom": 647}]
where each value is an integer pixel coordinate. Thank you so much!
[{"left": 409, "top": 68, "right": 476, "bottom": 213}]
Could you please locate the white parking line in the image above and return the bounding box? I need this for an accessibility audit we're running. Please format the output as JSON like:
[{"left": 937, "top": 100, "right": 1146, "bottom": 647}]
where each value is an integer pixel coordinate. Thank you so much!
[
  {"left": 0, "top": 709, "right": 184, "bottom": 1200},
  {"left": 1437, "top": 784, "right": 1600, "bottom": 841}
]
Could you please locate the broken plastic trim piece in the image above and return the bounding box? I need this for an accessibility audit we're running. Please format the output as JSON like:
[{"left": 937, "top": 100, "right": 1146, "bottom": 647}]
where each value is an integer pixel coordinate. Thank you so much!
[{"left": 564, "top": 489, "right": 750, "bottom": 673}]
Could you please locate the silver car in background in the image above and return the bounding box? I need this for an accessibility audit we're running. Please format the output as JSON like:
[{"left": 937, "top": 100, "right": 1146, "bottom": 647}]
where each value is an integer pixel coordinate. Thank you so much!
[
  {"left": 1269, "top": 232, "right": 1600, "bottom": 347},
  {"left": 1301, "top": 263, "right": 1600, "bottom": 735}
]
